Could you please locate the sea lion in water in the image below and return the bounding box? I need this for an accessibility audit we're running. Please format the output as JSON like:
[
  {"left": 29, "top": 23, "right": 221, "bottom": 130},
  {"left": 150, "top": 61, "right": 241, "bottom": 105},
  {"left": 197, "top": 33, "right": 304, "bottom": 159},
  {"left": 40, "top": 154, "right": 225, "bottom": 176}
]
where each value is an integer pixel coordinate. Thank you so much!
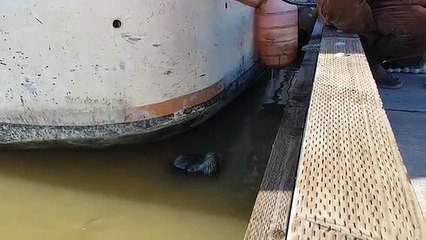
[{"left": 173, "top": 152, "right": 221, "bottom": 176}]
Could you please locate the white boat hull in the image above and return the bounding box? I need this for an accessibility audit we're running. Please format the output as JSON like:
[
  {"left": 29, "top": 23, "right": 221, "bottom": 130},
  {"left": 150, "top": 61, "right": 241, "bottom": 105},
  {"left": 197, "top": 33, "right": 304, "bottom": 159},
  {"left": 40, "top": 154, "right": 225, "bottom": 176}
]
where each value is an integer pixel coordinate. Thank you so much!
[{"left": 0, "top": 0, "right": 262, "bottom": 147}]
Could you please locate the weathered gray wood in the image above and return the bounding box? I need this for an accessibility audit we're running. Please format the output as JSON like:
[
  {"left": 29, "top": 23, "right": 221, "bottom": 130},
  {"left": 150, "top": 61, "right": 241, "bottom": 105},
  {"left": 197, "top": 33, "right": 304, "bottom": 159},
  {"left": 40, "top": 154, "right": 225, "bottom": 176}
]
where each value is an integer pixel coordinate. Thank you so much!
[
  {"left": 380, "top": 73, "right": 426, "bottom": 215},
  {"left": 244, "top": 21, "right": 323, "bottom": 240}
]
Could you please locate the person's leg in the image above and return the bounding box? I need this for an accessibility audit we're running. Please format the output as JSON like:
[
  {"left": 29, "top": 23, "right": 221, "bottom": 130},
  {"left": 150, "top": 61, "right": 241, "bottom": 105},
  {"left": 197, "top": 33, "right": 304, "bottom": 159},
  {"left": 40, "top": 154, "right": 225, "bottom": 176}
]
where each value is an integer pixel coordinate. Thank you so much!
[
  {"left": 372, "top": 5, "right": 426, "bottom": 61},
  {"left": 362, "top": 38, "right": 403, "bottom": 89},
  {"left": 363, "top": 5, "right": 426, "bottom": 88},
  {"left": 366, "top": 55, "right": 403, "bottom": 89}
]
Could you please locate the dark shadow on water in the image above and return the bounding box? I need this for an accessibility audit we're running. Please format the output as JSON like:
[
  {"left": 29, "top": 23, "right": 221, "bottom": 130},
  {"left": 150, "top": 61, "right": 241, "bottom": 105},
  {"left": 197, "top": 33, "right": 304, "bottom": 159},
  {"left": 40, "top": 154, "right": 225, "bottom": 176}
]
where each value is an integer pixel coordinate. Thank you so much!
[{"left": 0, "top": 70, "right": 286, "bottom": 221}]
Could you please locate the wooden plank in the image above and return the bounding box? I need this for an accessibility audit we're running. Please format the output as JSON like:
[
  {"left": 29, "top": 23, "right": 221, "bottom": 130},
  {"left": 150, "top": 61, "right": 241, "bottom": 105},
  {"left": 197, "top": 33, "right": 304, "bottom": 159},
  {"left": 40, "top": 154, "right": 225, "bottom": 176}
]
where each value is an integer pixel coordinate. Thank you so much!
[
  {"left": 287, "top": 27, "right": 426, "bottom": 240},
  {"left": 379, "top": 73, "right": 426, "bottom": 215},
  {"left": 385, "top": 110, "right": 426, "bottom": 215},
  {"left": 244, "top": 21, "right": 323, "bottom": 240}
]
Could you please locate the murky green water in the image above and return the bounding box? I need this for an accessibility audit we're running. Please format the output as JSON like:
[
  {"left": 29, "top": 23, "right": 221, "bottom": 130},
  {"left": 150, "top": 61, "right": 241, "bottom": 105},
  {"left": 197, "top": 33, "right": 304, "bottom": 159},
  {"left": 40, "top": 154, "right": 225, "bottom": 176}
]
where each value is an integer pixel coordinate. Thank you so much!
[{"left": 0, "top": 72, "right": 285, "bottom": 240}]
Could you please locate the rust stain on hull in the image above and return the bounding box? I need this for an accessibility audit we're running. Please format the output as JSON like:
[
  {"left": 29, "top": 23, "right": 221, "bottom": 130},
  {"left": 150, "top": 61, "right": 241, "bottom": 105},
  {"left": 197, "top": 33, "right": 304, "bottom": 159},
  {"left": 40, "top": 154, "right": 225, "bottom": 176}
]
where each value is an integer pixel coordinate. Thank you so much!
[{"left": 135, "top": 82, "right": 222, "bottom": 119}]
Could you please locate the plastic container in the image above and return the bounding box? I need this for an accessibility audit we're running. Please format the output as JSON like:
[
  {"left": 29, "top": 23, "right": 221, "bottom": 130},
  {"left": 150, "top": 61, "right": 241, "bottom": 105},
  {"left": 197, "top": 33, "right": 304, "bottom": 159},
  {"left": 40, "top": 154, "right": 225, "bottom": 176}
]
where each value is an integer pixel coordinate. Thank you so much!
[{"left": 256, "top": 0, "right": 298, "bottom": 67}]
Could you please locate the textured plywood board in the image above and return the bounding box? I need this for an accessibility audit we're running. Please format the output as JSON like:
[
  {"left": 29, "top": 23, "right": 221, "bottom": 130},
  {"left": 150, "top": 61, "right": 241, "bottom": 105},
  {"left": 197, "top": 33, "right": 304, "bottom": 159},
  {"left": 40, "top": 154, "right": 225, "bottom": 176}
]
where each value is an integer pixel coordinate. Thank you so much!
[{"left": 287, "top": 27, "right": 425, "bottom": 239}]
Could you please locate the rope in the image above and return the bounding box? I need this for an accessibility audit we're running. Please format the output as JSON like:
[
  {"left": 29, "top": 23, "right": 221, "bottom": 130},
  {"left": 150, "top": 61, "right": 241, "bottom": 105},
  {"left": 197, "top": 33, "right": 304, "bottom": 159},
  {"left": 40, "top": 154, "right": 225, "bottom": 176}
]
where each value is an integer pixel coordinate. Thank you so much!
[{"left": 301, "top": 43, "right": 321, "bottom": 52}]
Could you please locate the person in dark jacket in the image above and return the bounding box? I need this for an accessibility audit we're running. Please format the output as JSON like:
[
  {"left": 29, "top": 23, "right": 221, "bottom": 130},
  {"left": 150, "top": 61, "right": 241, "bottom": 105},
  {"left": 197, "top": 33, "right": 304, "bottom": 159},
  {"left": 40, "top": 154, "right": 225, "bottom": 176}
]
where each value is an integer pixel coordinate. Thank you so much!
[{"left": 317, "top": 0, "right": 426, "bottom": 89}]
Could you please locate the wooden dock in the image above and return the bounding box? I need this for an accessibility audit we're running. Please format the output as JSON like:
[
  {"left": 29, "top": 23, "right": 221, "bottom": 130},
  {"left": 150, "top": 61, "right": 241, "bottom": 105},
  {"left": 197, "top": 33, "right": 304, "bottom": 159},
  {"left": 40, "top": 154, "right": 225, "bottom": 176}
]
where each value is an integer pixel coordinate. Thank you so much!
[
  {"left": 245, "top": 24, "right": 425, "bottom": 239},
  {"left": 379, "top": 72, "right": 426, "bottom": 216}
]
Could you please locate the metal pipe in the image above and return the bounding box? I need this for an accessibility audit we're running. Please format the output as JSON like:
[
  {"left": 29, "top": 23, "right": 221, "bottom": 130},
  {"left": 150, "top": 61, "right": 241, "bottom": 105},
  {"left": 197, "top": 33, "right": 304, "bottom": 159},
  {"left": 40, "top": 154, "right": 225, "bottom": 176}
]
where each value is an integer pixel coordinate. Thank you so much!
[{"left": 281, "top": 0, "right": 316, "bottom": 6}]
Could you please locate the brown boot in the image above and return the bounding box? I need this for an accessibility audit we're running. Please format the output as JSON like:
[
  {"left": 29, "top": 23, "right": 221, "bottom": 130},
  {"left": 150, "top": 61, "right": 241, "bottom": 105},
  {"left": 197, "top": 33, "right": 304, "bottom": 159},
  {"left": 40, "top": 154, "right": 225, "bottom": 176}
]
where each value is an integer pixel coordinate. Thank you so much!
[{"left": 362, "top": 40, "right": 403, "bottom": 89}]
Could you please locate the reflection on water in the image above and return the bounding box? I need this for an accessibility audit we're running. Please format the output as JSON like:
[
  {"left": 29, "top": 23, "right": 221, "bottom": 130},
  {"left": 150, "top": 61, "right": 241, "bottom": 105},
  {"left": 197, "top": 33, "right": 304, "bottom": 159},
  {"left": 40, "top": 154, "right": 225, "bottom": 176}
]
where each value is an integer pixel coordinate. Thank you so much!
[{"left": 0, "top": 71, "right": 286, "bottom": 240}]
